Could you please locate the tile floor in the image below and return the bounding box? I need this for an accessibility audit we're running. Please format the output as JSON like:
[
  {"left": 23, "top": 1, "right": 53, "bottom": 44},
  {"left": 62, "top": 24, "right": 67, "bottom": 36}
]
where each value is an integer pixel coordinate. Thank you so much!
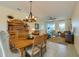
[
  {"left": 43, "top": 41, "right": 78, "bottom": 57},
  {"left": 0, "top": 40, "right": 78, "bottom": 57}
]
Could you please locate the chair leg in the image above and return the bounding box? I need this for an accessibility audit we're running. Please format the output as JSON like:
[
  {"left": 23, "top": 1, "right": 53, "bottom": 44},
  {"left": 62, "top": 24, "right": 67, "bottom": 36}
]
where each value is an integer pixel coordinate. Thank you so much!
[
  {"left": 25, "top": 52, "right": 30, "bottom": 57},
  {"left": 45, "top": 46, "right": 47, "bottom": 52},
  {"left": 41, "top": 46, "right": 43, "bottom": 57}
]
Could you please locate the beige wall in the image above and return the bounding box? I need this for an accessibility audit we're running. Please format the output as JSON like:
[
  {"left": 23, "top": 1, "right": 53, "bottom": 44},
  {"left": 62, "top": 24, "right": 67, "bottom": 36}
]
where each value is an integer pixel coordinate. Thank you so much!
[
  {"left": 0, "top": 5, "right": 46, "bottom": 34},
  {"left": 65, "top": 17, "right": 72, "bottom": 31},
  {"left": 72, "top": 2, "right": 79, "bottom": 55},
  {"left": 0, "top": 6, "right": 27, "bottom": 32}
]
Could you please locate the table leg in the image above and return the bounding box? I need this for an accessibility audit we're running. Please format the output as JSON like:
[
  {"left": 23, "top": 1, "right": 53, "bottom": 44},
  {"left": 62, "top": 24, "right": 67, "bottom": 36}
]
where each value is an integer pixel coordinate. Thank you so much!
[{"left": 19, "top": 48, "right": 25, "bottom": 57}]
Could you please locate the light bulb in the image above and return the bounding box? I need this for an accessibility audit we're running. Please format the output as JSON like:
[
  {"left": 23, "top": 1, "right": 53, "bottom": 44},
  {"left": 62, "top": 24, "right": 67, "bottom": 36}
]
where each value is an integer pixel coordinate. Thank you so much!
[
  {"left": 26, "top": 16, "right": 28, "bottom": 19},
  {"left": 32, "top": 16, "right": 35, "bottom": 19},
  {"left": 34, "top": 18, "right": 37, "bottom": 20}
]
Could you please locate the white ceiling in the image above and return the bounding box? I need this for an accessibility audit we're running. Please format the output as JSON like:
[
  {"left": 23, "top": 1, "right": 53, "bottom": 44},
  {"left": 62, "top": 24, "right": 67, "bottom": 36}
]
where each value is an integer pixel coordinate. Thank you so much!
[{"left": 0, "top": 1, "right": 77, "bottom": 20}]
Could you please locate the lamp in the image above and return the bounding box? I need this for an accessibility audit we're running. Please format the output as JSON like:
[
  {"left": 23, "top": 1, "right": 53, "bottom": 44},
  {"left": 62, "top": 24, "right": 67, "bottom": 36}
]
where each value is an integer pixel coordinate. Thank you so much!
[{"left": 23, "top": 1, "right": 36, "bottom": 22}]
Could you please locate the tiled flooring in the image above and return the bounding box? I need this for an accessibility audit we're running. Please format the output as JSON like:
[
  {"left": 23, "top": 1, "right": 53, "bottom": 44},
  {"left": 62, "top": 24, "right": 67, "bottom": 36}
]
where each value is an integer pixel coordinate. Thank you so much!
[
  {"left": 44, "top": 41, "right": 78, "bottom": 57},
  {"left": 0, "top": 40, "right": 78, "bottom": 57}
]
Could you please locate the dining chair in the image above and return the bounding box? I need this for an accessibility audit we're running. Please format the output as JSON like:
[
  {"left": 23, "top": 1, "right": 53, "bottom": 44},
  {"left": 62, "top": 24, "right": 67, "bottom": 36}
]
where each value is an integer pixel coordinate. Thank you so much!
[
  {"left": 25, "top": 35, "right": 42, "bottom": 57},
  {"left": 34, "top": 34, "right": 48, "bottom": 57},
  {"left": 0, "top": 31, "right": 20, "bottom": 57},
  {"left": 41, "top": 34, "right": 48, "bottom": 56},
  {"left": 9, "top": 32, "right": 17, "bottom": 52}
]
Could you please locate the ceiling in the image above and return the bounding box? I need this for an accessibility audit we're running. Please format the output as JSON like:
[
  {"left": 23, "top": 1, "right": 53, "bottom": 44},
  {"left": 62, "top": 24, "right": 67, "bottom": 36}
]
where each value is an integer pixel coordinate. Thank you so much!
[{"left": 0, "top": 1, "right": 77, "bottom": 20}]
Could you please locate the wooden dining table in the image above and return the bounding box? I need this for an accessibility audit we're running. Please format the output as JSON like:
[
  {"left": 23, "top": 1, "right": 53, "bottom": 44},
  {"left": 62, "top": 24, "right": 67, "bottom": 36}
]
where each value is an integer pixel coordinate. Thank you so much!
[{"left": 11, "top": 39, "right": 33, "bottom": 57}]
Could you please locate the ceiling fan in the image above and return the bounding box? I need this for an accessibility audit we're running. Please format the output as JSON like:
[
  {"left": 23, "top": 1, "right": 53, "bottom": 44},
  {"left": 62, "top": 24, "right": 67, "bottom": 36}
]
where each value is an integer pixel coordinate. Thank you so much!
[{"left": 48, "top": 16, "right": 56, "bottom": 21}]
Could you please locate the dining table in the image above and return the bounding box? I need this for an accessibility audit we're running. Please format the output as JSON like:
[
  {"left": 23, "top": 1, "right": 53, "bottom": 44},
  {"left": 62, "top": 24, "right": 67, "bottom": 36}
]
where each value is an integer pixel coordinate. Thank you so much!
[{"left": 11, "top": 38, "right": 33, "bottom": 57}]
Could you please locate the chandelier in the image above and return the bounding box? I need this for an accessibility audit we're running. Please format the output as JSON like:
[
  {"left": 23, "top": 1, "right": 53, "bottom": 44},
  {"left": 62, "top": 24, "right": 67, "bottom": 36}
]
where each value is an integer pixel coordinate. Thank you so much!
[{"left": 23, "top": 1, "right": 36, "bottom": 22}]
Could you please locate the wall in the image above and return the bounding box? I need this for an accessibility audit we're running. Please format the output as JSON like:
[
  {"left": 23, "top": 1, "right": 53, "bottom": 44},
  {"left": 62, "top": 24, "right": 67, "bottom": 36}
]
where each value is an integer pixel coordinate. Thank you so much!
[
  {"left": 0, "top": 6, "right": 26, "bottom": 32},
  {"left": 0, "top": 5, "right": 46, "bottom": 35},
  {"left": 72, "top": 2, "right": 79, "bottom": 55}
]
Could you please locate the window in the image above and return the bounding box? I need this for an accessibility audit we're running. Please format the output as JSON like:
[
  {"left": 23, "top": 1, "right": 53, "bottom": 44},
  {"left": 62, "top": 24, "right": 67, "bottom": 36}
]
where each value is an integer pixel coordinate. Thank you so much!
[
  {"left": 52, "top": 24, "right": 55, "bottom": 30},
  {"left": 59, "top": 21, "right": 65, "bottom": 32}
]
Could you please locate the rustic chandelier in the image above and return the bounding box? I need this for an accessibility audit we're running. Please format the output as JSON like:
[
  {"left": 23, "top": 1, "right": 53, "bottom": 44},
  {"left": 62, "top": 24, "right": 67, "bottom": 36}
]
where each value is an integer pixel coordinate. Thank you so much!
[{"left": 23, "top": 1, "right": 36, "bottom": 22}]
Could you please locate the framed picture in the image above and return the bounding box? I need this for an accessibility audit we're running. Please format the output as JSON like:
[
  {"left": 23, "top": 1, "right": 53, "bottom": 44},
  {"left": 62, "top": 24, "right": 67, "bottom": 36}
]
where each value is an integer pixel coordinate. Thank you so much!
[{"left": 35, "top": 23, "right": 39, "bottom": 30}]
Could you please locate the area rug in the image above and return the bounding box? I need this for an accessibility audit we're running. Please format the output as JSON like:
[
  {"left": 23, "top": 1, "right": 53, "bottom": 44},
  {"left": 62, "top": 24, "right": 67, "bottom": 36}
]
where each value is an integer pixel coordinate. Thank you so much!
[{"left": 48, "top": 37, "right": 68, "bottom": 45}]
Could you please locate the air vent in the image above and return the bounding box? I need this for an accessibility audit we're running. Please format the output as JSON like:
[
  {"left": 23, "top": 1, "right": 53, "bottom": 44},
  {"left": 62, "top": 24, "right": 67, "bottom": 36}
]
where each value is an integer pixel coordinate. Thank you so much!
[{"left": 48, "top": 16, "right": 56, "bottom": 20}]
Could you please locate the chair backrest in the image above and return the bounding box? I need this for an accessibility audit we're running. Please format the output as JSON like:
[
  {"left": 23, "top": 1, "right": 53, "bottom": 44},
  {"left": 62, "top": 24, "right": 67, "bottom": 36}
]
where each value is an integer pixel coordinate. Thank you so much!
[
  {"left": 0, "top": 31, "right": 19, "bottom": 57},
  {"left": 43, "top": 34, "right": 48, "bottom": 41},
  {"left": 9, "top": 32, "right": 16, "bottom": 40},
  {"left": 33, "top": 34, "right": 48, "bottom": 46},
  {"left": 33, "top": 35, "right": 42, "bottom": 46},
  {"left": 31, "top": 35, "right": 43, "bottom": 56}
]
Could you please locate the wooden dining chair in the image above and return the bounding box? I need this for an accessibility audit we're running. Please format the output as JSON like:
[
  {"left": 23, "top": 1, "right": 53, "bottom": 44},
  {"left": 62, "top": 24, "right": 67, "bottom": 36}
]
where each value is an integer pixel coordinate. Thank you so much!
[
  {"left": 25, "top": 35, "right": 42, "bottom": 57},
  {"left": 41, "top": 34, "right": 48, "bottom": 55},
  {"left": 9, "top": 31, "right": 19, "bottom": 53},
  {"left": 9, "top": 30, "right": 29, "bottom": 57},
  {"left": 33, "top": 34, "right": 48, "bottom": 57}
]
